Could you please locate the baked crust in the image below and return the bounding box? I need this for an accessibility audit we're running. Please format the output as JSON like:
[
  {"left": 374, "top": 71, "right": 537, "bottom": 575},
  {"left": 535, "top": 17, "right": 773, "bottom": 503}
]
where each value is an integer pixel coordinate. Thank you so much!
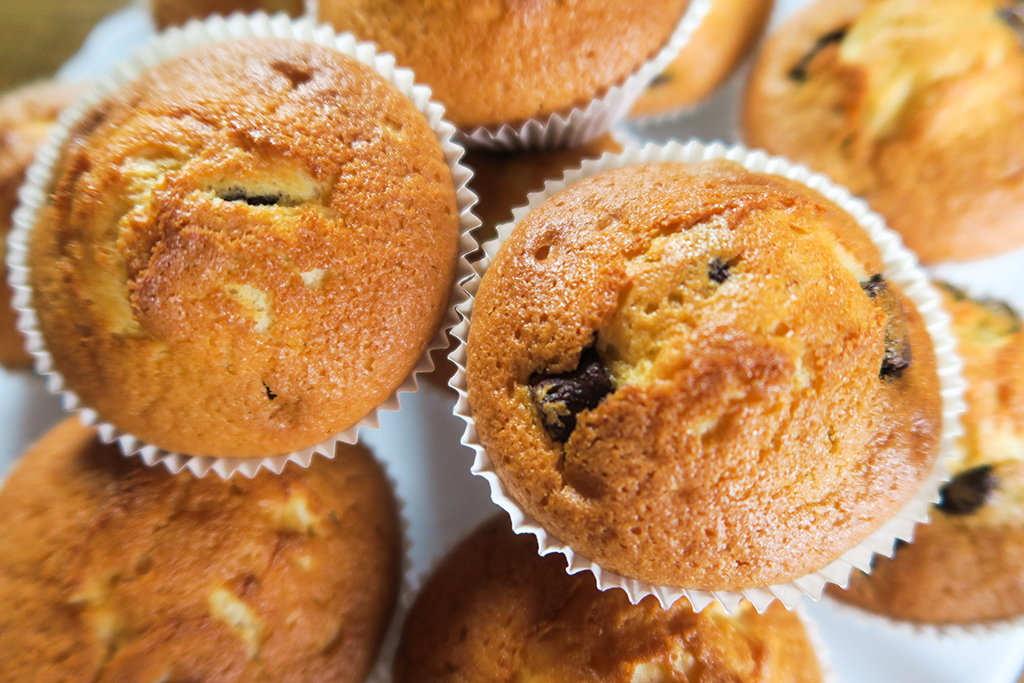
[
  {"left": 394, "top": 516, "right": 823, "bottom": 683},
  {"left": 27, "top": 39, "right": 459, "bottom": 458},
  {"left": 632, "top": 0, "right": 775, "bottom": 116},
  {"left": 743, "top": 0, "right": 1024, "bottom": 264},
  {"left": 830, "top": 284, "right": 1024, "bottom": 624},
  {"left": 466, "top": 160, "right": 942, "bottom": 590},
  {"left": 0, "top": 417, "right": 401, "bottom": 682},
  {"left": 319, "top": 0, "right": 692, "bottom": 129}
]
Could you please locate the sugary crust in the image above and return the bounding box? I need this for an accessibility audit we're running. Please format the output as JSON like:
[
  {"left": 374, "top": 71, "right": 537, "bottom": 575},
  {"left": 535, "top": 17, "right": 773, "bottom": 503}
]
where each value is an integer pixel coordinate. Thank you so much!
[
  {"left": 0, "top": 81, "right": 80, "bottom": 369},
  {"left": 632, "top": 0, "right": 775, "bottom": 116},
  {"left": 27, "top": 39, "right": 459, "bottom": 458},
  {"left": 743, "top": 0, "right": 1024, "bottom": 264},
  {"left": 150, "top": 0, "right": 304, "bottom": 30},
  {"left": 829, "top": 285, "right": 1024, "bottom": 624},
  {"left": 318, "top": 0, "right": 692, "bottom": 130},
  {"left": 466, "top": 160, "right": 941, "bottom": 590},
  {"left": 0, "top": 417, "right": 401, "bottom": 683},
  {"left": 394, "top": 516, "right": 823, "bottom": 683}
]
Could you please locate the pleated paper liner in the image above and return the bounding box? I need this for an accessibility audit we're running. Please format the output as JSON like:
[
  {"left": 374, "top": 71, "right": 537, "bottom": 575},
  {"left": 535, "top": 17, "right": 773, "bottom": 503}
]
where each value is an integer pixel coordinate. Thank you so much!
[
  {"left": 6, "top": 12, "right": 481, "bottom": 478},
  {"left": 449, "top": 139, "right": 967, "bottom": 613}
]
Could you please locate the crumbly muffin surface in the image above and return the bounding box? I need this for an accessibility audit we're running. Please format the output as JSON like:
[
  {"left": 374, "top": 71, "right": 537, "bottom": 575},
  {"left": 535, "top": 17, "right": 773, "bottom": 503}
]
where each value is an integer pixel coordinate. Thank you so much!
[
  {"left": 395, "top": 516, "right": 823, "bottom": 683},
  {"left": 744, "top": 0, "right": 1024, "bottom": 263},
  {"left": 632, "top": 0, "right": 774, "bottom": 116},
  {"left": 0, "top": 81, "right": 79, "bottom": 369},
  {"left": 831, "top": 284, "right": 1024, "bottom": 623},
  {"left": 319, "top": 0, "right": 692, "bottom": 129},
  {"left": 28, "top": 38, "right": 459, "bottom": 458},
  {"left": 467, "top": 160, "right": 942, "bottom": 590},
  {"left": 0, "top": 417, "right": 401, "bottom": 683}
]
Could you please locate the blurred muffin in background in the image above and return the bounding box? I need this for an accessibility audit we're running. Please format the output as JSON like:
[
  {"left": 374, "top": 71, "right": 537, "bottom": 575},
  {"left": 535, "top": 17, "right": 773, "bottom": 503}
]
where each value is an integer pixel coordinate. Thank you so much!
[
  {"left": 0, "top": 417, "right": 402, "bottom": 682},
  {"left": 0, "top": 80, "right": 81, "bottom": 370},
  {"left": 744, "top": 0, "right": 1024, "bottom": 264},
  {"left": 829, "top": 283, "right": 1024, "bottom": 625},
  {"left": 151, "top": 0, "right": 303, "bottom": 29},
  {"left": 632, "top": 0, "right": 775, "bottom": 118}
]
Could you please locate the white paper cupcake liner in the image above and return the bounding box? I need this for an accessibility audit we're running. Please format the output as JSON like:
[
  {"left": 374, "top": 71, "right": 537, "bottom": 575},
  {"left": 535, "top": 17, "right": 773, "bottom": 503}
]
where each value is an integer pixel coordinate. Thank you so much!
[
  {"left": 449, "top": 139, "right": 967, "bottom": 614},
  {"left": 454, "top": 0, "right": 712, "bottom": 151},
  {"left": 6, "top": 12, "right": 481, "bottom": 479}
]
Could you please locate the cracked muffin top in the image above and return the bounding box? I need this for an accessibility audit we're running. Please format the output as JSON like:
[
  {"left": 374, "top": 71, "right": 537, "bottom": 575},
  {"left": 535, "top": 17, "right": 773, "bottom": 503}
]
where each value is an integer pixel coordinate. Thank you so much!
[
  {"left": 466, "top": 160, "right": 942, "bottom": 591},
  {"left": 743, "top": 0, "right": 1024, "bottom": 264},
  {"left": 27, "top": 38, "right": 460, "bottom": 458},
  {"left": 0, "top": 80, "right": 80, "bottom": 370},
  {"left": 150, "top": 0, "right": 304, "bottom": 30},
  {"left": 394, "top": 516, "right": 823, "bottom": 683},
  {"left": 318, "top": 0, "right": 692, "bottom": 130},
  {"left": 0, "top": 416, "right": 401, "bottom": 683},
  {"left": 829, "top": 283, "right": 1024, "bottom": 624},
  {"left": 631, "top": 0, "right": 774, "bottom": 117}
]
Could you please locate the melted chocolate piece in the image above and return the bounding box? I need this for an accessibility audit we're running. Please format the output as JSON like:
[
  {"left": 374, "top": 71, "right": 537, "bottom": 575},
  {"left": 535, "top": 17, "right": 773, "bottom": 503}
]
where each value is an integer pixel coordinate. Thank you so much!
[
  {"left": 861, "top": 275, "right": 913, "bottom": 380},
  {"left": 708, "top": 257, "right": 731, "bottom": 284},
  {"left": 263, "top": 382, "right": 278, "bottom": 400},
  {"left": 937, "top": 465, "right": 997, "bottom": 515},
  {"left": 789, "top": 28, "right": 849, "bottom": 82},
  {"left": 998, "top": 4, "right": 1024, "bottom": 45},
  {"left": 648, "top": 72, "right": 673, "bottom": 88},
  {"left": 530, "top": 347, "right": 612, "bottom": 443},
  {"left": 219, "top": 189, "right": 284, "bottom": 207}
]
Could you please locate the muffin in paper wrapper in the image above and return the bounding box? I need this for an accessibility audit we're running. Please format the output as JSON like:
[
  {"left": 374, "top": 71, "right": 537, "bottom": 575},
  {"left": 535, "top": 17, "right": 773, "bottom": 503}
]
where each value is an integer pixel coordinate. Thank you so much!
[
  {"left": 6, "top": 12, "right": 481, "bottom": 478},
  {"left": 449, "top": 139, "right": 967, "bottom": 613}
]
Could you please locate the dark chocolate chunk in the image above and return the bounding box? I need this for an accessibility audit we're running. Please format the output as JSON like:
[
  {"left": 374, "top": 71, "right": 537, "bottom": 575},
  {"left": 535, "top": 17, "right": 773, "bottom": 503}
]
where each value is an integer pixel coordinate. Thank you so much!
[
  {"left": 530, "top": 347, "right": 612, "bottom": 443},
  {"left": 788, "top": 27, "right": 849, "bottom": 82},
  {"left": 708, "top": 257, "right": 731, "bottom": 284},
  {"left": 998, "top": 4, "right": 1024, "bottom": 45},
  {"left": 219, "top": 188, "right": 283, "bottom": 207},
  {"left": 263, "top": 382, "right": 278, "bottom": 400},
  {"left": 937, "top": 465, "right": 997, "bottom": 515},
  {"left": 648, "top": 72, "right": 673, "bottom": 88},
  {"left": 861, "top": 275, "right": 913, "bottom": 380}
]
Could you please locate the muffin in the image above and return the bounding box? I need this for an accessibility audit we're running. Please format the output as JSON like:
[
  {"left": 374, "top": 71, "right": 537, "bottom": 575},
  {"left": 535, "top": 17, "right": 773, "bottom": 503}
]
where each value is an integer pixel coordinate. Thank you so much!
[
  {"left": 0, "top": 80, "right": 80, "bottom": 369},
  {"left": 466, "top": 160, "right": 942, "bottom": 591},
  {"left": 743, "top": 0, "right": 1024, "bottom": 264},
  {"left": 829, "top": 283, "right": 1024, "bottom": 624},
  {"left": 317, "top": 0, "right": 693, "bottom": 130},
  {"left": 26, "top": 38, "right": 460, "bottom": 458},
  {"left": 0, "top": 416, "right": 401, "bottom": 682},
  {"left": 151, "top": 0, "right": 304, "bottom": 30},
  {"left": 395, "top": 516, "right": 824, "bottom": 683},
  {"left": 632, "top": 0, "right": 774, "bottom": 117},
  {"left": 423, "top": 134, "right": 623, "bottom": 390}
]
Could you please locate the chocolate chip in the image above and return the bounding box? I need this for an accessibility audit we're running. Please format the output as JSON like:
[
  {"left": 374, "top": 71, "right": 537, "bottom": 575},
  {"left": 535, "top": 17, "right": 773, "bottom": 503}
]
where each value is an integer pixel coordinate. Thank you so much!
[
  {"left": 861, "top": 275, "right": 913, "bottom": 380},
  {"left": 649, "top": 72, "right": 672, "bottom": 88},
  {"left": 998, "top": 4, "right": 1024, "bottom": 45},
  {"left": 219, "top": 189, "right": 283, "bottom": 207},
  {"left": 709, "top": 257, "right": 731, "bottom": 284},
  {"left": 263, "top": 382, "right": 277, "bottom": 400},
  {"left": 530, "top": 347, "right": 612, "bottom": 443},
  {"left": 937, "top": 465, "right": 997, "bottom": 515},
  {"left": 788, "top": 27, "right": 849, "bottom": 82}
]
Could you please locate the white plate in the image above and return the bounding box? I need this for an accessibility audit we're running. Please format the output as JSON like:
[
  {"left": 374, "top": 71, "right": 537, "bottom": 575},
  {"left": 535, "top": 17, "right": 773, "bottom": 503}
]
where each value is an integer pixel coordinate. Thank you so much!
[{"left": 1, "top": 2, "right": 1023, "bottom": 682}]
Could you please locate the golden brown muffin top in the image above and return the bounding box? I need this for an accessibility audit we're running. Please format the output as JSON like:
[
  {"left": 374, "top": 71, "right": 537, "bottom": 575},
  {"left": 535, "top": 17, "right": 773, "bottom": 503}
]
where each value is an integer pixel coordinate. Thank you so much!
[
  {"left": 27, "top": 38, "right": 459, "bottom": 458},
  {"left": 466, "top": 160, "right": 942, "bottom": 591},
  {"left": 632, "top": 0, "right": 774, "bottom": 116},
  {"left": 830, "top": 285, "right": 1024, "bottom": 623},
  {"left": 395, "top": 516, "right": 823, "bottom": 683},
  {"left": 319, "top": 0, "right": 692, "bottom": 130},
  {"left": 743, "top": 0, "right": 1024, "bottom": 263},
  {"left": 150, "top": 0, "right": 304, "bottom": 30},
  {"left": 0, "top": 417, "right": 401, "bottom": 683},
  {"left": 0, "top": 80, "right": 80, "bottom": 369}
]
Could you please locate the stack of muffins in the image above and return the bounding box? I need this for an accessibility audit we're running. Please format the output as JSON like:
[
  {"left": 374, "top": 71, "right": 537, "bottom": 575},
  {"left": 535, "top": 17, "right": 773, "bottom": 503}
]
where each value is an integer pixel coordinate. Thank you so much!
[{"left": 0, "top": 0, "right": 1020, "bottom": 680}]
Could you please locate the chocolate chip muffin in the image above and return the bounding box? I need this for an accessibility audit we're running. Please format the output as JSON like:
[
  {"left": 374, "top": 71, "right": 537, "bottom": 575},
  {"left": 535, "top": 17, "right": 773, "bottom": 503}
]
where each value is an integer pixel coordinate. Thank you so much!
[
  {"left": 466, "top": 160, "right": 942, "bottom": 591},
  {"left": 829, "top": 283, "right": 1024, "bottom": 624},
  {"left": 632, "top": 0, "right": 774, "bottom": 117},
  {"left": 317, "top": 0, "right": 692, "bottom": 130},
  {"left": 395, "top": 516, "right": 824, "bottom": 683},
  {"left": 0, "top": 416, "right": 401, "bottom": 682},
  {"left": 150, "top": 0, "right": 304, "bottom": 29},
  {"left": 26, "top": 38, "right": 459, "bottom": 458},
  {"left": 0, "top": 80, "right": 79, "bottom": 369},
  {"left": 744, "top": 0, "right": 1024, "bottom": 264}
]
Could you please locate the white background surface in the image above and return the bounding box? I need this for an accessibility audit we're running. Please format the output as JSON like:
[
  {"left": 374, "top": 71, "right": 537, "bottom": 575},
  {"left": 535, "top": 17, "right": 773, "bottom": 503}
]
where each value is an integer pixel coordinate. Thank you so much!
[{"left": 2, "top": 0, "right": 1024, "bottom": 681}]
